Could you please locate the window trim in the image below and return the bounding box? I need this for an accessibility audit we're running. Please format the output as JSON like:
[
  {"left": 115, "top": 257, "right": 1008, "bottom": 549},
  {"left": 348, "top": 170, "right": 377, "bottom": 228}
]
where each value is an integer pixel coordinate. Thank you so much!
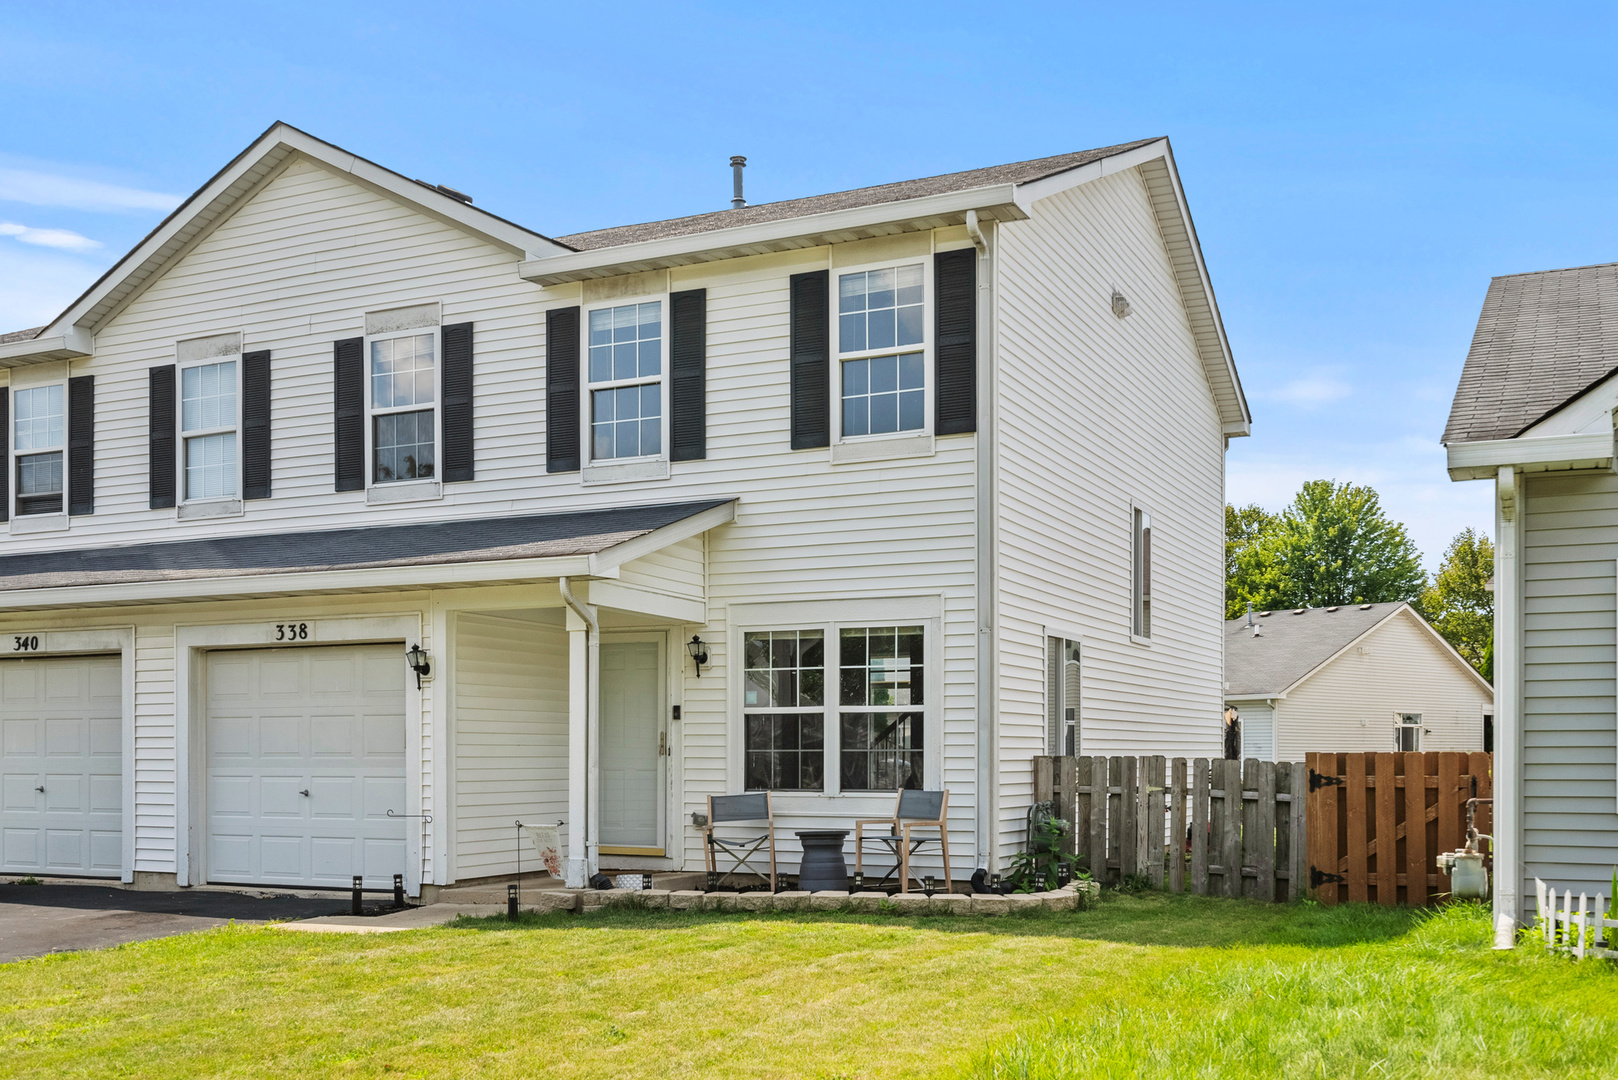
[
  {"left": 11, "top": 378, "right": 67, "bottom": 520},
  {"left": 1131, "top": 502, "right": 1153, "bottom": 643},
  {"left": 831, "top": 257, "right": 934, "bottom": 445},
  {"left": 175, "top": 352, "right": 243, "bottom": 506},
  {"left": 582, "top": 291, "right": 670, "bottom": 470},
  {"left": 728, "top": 599, "right": 942, "bottom": 802},
  {"left": 364, "top": 324, "right": 443, "bottom": 490},
  {"left": 1395, "top": 711, "right": 1424, "bottom": 753}
]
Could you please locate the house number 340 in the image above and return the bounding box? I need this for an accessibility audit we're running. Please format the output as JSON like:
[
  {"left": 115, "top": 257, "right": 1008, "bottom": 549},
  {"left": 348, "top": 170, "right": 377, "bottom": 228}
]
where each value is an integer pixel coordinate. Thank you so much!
[
  {"left": 274, "top": 623, "right": 309, "bottom": 641},
  {"left": 11, "top": 635, "right": 39, "bottom": 652}
]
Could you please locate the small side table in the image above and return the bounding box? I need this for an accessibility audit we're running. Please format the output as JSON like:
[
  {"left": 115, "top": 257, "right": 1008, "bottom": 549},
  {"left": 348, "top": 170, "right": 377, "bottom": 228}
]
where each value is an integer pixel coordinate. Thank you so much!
[{"left": 795, "top": 829, "right": 850, "bottom": 892}]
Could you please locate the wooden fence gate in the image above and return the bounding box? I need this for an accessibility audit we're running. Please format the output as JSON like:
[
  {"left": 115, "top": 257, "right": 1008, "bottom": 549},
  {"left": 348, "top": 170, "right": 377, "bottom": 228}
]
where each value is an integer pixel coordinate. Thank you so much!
[
  {"left": 1034, "top": 755, "right": 1307, "bottom": 901},
  {"left": 1304, "top": 751, "right": 1492, "bottom": 906}
]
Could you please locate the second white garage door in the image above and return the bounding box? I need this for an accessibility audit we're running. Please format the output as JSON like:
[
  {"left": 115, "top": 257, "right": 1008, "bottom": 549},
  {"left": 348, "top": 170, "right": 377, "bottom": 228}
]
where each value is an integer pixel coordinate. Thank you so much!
[{"left": 206, "top": 644, "right": 407, "bottom": 889}]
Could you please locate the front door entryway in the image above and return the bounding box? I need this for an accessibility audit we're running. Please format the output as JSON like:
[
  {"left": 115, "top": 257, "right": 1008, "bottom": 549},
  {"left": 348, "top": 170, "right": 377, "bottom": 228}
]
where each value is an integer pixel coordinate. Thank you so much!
[{"left": 599, "top": 639, "right": 664, "bottom": 856}]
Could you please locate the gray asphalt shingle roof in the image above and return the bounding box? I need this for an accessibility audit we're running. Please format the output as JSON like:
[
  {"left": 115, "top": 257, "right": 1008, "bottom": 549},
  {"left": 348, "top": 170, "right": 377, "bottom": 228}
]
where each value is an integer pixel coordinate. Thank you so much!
[
  {"left": 1224, "top": 602, "right": 1407, "bottom": 698},
  {"left": 0, "top": 499, "right": 730, "bottom": 591},
  {"left": 1443, "top": 262, "right": 1618, "bottom": 444},
  {"left": 0, "top": 326, "right": 44, "bottom": 344},
  {"left": 554, "top": 139, "right": 1161, "bottom": 252}
]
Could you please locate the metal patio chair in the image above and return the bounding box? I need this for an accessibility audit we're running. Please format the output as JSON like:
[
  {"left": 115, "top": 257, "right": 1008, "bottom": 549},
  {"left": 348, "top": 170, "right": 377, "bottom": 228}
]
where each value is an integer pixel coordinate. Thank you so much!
[
  {"left": 703, "top": 791, "right": 778, "bottom": 891},
  {"left": 854, "top": 789, "right": 951, "bottom": 893}
]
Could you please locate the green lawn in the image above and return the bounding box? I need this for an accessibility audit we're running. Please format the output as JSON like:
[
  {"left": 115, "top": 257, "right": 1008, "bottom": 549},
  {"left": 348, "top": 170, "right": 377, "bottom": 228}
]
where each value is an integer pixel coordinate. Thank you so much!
[{"left": 1, "top": 894, "right": 1613, "bottom": 1079}]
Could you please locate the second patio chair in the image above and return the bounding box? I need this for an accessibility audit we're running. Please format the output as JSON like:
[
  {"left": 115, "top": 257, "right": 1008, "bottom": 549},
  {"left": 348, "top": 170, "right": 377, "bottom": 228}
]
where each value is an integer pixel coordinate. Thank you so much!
[
  {"left": 854, "top": 789, "right": 951, "bottom": 893},
  {"left": 703, "top": 791, "right": 778, "bottom": 891}
]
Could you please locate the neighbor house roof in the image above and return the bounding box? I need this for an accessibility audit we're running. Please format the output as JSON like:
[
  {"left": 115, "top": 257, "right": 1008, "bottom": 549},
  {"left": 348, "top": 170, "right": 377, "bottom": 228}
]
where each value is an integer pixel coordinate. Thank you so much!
[
  {"left": 0, "top": 327, "right": 43, "bottom": 345},
  {"left": 1224, "top": 602, "right": 1409, "bottom": 698},
  {"left": 0, "top": 499, "right": 732, "bottom": 594},
  {"left": 555, "top": 141, "right": 1161, "bottom": 251},
  {"left": 1443, "top": 262, "right": 1618, "bottom": 444}
]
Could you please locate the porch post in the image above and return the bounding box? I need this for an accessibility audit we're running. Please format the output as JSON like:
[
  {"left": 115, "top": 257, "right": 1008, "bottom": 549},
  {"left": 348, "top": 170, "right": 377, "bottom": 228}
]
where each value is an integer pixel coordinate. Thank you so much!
[
  {"left": 562, "top": 579, "right": 602, "bottom": 889},
  {"left": 1493, "top": 465, "right": 1521, "bottom": 947}
]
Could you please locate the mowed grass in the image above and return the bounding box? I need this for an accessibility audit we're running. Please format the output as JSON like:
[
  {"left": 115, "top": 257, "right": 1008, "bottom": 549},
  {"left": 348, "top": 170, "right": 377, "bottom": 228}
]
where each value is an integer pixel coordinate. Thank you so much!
[{"left": 0, "top": 894, "right": 1611, "bottom": 1079}]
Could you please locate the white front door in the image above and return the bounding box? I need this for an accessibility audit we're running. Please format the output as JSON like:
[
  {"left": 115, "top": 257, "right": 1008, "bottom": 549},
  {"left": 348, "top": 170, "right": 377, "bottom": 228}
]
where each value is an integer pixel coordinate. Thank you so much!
[
  {"left": 205, "top": 644, "right": 407, "bottom": 889},
  {"left": 0, "top": 655, "right": 122, "bottom": 877},
  {"left": 599, "top": 639, "right": 664, "bottom": 855}
]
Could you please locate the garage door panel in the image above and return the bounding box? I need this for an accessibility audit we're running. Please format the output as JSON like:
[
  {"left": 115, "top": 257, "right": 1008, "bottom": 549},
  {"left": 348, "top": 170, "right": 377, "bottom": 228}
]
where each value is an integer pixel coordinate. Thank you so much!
[
  {"left": 3, "top": 719, "right": 38, "bottom": 756},
  {"left": 44, "top": 774, "right": 84, "bottom": 812},
  {"left": 206, "top": 644, "right": 407, "bottom": 889},
  {"left": 209, "top": 832, "right": 252, "bottom": 875},
  {"left": 3, "top": 828, "right": 39, "bottom": 869},
  {"left": 0, "top": 655, "right": 123, "bottom": 878},
  {"left": 210, "top": 774, "right": 253, "bottom": 816}
]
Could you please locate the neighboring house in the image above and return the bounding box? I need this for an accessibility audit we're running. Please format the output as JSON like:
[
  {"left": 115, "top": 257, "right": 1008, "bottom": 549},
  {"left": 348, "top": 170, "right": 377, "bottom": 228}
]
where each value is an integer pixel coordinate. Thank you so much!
[
  {"left": 1444, "top": 260, "right": 1618, "bottom": 945},
  {"left": 0, "top": 123, "right": 1247, "bottom": 896},
  {"left": 1224, "top": 602, "right": 1493, "bottom": 762}
]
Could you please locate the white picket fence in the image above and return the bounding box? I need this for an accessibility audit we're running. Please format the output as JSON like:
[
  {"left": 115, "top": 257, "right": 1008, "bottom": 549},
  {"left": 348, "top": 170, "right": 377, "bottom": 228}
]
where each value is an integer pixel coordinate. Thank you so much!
[{"left": 1534, "top": 878, "right": 1618, "bottom": 959}]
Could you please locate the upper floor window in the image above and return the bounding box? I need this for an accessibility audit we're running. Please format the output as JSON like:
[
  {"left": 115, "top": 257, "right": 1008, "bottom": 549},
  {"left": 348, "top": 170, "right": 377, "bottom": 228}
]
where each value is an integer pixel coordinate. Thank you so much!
[
  {"left": 370, "top": 331, "right": 436, "bottom": 483},
  {"left": 14, "top": 384, "right": 64, "bottom": 516},
  {"left": 181, "top": 359, "right": 237, "bottom": 501},
  {"left": 588, "top": 301, "right": 662, "bottom": 461},
  {"left": 1132, "top": 507, "right": 1153, "bottom": 639},
  {"left": 838, "top": 264, "right": 925, "bottom": 438}
]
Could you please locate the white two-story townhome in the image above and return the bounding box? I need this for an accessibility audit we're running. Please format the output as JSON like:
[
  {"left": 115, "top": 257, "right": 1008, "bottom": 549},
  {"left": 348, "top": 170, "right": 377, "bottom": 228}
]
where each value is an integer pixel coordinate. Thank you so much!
[{"left": 0, "top": 123, "right": 1247, "bottom": 895}]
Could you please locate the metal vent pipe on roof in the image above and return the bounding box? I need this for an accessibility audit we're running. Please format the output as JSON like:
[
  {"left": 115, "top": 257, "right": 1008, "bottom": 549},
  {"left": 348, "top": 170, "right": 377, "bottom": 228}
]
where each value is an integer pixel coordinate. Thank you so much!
[{"left": 730, "top": 156, "right": 747, "bottom": 209}]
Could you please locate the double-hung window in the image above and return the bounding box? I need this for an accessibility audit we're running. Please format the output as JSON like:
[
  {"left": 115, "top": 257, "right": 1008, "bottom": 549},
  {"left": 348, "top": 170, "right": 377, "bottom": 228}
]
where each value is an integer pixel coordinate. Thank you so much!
[
  {"left": 838, "top": 264, "right": 926, "bottom": 438},
  {"left": 588, "top": 301, "right": 662, "bottom": 461},
  {"left": 14, "top": 384, "right": 64, "bottom": 516},
  {"left": 370, "top": 331, "right": 437, "bottom": 483},
  {"left": 742, "top": 622, "right": 927, "bottom": 793},
  {"left": 180, "top": 359, "right": 238, "bottom": 501}
]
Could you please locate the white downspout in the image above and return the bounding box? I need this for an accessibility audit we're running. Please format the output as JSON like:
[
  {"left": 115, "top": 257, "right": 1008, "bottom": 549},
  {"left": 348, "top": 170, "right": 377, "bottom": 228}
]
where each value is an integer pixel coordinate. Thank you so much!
[
  {"left": 1492, "top": 467, "right": 1521, "bottom": 948},
  {"left": 560, "top": 577, "right": 601, "bottom": 887},
  {"left": 967, "top": 209, "right": 999, "bottom": 873}
]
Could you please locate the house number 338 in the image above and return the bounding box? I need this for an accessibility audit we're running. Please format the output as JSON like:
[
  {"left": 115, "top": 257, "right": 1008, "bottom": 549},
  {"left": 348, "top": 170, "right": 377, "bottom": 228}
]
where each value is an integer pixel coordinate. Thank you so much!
[{"left": 274, "top": 623, "right": 309, "bottom": 641}]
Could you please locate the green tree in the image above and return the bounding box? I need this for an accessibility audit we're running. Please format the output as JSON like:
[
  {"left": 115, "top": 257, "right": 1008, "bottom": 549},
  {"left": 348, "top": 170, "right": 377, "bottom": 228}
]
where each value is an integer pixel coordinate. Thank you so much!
[
  {"left": 1228, "top": 480, "right": 1426, "bottom": 613},
  {"left": 1415, "top": 527, "right": 1494, "bottom": 681},
  {"left": 1225, "top": 503, "right": 1278, "bottom": 618}
]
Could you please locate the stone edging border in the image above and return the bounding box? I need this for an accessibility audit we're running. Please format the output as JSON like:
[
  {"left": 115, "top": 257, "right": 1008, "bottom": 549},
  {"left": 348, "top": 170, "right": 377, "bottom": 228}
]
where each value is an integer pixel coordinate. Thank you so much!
[{"left": 514, "top": 880, "right": 1102, "bottom": 917}]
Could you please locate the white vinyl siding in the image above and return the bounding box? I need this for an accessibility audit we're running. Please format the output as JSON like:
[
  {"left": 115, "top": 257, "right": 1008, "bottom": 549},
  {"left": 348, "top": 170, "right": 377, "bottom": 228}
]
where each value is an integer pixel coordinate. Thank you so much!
[
  {"left": 1519, "top": 472, "right": 1618, "bottom": 899},
  {"left": 1238, "top": 702, "right": 1275, "bottom": 762},
  {"left": 994, "top": 168, "right": 1226, "bottom": 856},
  {"left": 1271, "top": 610, "right": 1491, "bottom": 761},
  {"left": 452, "top": 612, "right": 569, "bottom": 881}
]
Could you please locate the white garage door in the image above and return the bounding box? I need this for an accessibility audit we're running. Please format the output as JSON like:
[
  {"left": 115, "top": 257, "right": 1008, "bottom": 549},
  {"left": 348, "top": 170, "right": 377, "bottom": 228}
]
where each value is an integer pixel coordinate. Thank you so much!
[
  {"left": 206, "top": 645, "right": 407, "bottom": 889},
  {"left": 1, "top": 655, "right": 123, "bottom": 877}
]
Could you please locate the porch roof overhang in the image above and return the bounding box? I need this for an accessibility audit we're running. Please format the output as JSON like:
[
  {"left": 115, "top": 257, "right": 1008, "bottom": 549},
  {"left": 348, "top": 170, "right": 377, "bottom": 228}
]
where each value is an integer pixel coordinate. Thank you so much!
[
  {"left": 1445, "top": 430, "right": 1616, "bottom": 481},
  {"left": 0, "top": 498, "right": 734, "bottom": 612}
]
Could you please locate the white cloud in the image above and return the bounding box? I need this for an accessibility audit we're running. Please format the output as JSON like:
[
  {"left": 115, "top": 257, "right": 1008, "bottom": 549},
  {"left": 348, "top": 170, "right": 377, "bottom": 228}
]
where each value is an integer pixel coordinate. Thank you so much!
[
  {"left": 0, "top": 222, "right": 100, "bottom": 252},
  {"left": 0, "top": 167, "right": 180, "bottom": 213},
  {"left": 1263, "top": 375, "right": 1353, "bottom": 408},
  {"left": 0, "top": 247, "right": 100, "bottom": 332}
]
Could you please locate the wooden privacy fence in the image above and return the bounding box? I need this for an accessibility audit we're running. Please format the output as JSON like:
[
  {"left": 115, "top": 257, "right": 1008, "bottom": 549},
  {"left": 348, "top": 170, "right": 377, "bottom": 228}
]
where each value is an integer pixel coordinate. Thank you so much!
[
  {"left": 1305, "top": 752, "right": 1492, "bottom": 906},
  {"left": 1033, "top": 755, "right": 1308, "bottom": 902}
]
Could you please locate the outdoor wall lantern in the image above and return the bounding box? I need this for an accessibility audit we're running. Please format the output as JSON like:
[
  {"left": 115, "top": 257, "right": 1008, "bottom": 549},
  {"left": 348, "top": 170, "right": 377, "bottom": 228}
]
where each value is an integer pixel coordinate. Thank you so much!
[
  {"left": 686, "top": 635, "right": 710, "bottom": 677},
  {"left": 405, "top": 644, "right": 431, "bottom": 689}
]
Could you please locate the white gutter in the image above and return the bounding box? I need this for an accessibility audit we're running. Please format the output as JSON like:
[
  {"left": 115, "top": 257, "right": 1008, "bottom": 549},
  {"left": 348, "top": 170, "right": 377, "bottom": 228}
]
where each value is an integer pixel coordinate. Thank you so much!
[
  {"left": 0, "top": 328, "right": 93, "bottom": 368},
  {"left": 559, "top": 577, "right": 601, "bottom": 888},
  {"left": 968, "top": 209, "right": 999, "bottom": 872},
  {"left": 1446, "top": 430, "right": 1615, "bottom": 481}
]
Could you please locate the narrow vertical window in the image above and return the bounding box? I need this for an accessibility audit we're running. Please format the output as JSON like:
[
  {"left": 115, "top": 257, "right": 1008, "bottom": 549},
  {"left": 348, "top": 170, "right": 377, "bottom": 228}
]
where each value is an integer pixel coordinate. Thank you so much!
[
  {"left": 14, "top": 384, "right": 64, "bottom": 516},
  {"left": 181, "top": 360, "right": 238, "bottom": 500},
  {"left": 742, "top": 629, "right": 825, "bottom": 791},
  {"left": 588, "top": 301, "right": 662, "bottom": 461},
  {"left": 370, "top": 333, "right": 436, "bottom": 483},
  {"left": 1133, "top": 508, "right": 1153, "bottom": 638},
  {"left": 839, "top": 625, "right": 924, "bottom": 790},
  {"left": 1047, "top": 637, "right": 1081, "bottom": 755},
  {"left": 839, "top": 264, "right": 926, "bottom": 437}
]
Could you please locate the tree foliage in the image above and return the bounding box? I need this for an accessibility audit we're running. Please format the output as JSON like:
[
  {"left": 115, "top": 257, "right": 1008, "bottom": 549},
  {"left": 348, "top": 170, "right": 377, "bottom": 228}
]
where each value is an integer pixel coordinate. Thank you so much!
[
  {"left": 1415, "top": 528, "right": 1494, "bottom": 681},
  {"left": 1226, "top": 480, "right": 1426, "bottom": 617}
]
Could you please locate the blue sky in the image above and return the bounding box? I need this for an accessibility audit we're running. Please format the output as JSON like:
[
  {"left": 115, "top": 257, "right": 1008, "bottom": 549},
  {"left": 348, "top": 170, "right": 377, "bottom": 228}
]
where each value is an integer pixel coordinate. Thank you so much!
[{"left": 4, "top": 2, "right": 1614, "bottom": 567}]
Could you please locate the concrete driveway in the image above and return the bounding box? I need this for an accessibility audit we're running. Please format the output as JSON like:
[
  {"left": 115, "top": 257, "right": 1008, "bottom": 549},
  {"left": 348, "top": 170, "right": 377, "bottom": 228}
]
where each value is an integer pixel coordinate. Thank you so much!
[{"left": 0, "top": 883, "right": 347, "bottom": 963}]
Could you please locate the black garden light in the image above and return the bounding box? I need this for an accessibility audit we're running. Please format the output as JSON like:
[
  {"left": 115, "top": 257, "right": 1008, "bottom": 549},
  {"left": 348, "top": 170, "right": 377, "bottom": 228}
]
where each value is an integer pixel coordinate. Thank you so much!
[
  {"left": 853, "top": 871, "right": 864, "bottom": 891},
  {"left": 405, "top": 644, "right": 431, "bottom": 689},
  {"left": 686, "top": 635, "right": 710, "bottom": 677},
  {"left": 508, "top": 883, "right": 520, "bottom": 921},
  {"left": 924, "top": 875, "right": 937, "bottom": 897}
]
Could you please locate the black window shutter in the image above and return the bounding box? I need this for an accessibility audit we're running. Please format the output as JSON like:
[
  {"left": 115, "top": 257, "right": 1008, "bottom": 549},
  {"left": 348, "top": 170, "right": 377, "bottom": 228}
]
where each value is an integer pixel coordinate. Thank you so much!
[
  {"left": 670, "top": 289, "right": 707, "bottom": 462},
  {"left": 149, "top": 366, "right": 176, "bottom": 509},
  {"left": 334, "top": 337, "right": 365, "bottom": 491},
  {"left": 242, "top": 350, "right": 272, "bottom": 500},
  {"left": 0, "top": 389, "right": 9, "bottom": 522},
  {"left": 441, "top": 322, "right": 474, "bottom": 482},
  {"left": 789, "top": 269, "right": 830, "bottom": 449},
  {"left": 934, "top": 247, "right": 978, "bottom": 435},
  {"left": 546, "top": 307, "right": 580, "bottom": 473},
  {"left": 68, "top": 375, "right": 94, "bottom": 516}
]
